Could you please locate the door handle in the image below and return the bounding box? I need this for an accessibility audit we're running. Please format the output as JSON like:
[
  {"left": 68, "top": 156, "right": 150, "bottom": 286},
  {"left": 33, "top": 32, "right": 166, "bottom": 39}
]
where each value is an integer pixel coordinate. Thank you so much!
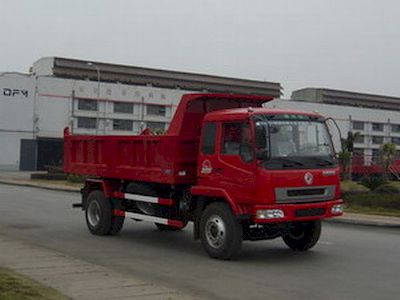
[{"left": 213, "top": 167, "right": 223, "bottom": 173}]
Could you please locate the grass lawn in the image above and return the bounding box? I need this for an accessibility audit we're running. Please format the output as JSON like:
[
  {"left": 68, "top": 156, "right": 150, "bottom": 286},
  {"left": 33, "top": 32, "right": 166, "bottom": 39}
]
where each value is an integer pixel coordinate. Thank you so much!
[
  {"left": 0, "top": 268, "right": 68, "bottom": 300},
  {"left": 345, "top": 206, "right": 400, "bottom": 218},
  {"left": 340, "top": 180, "right": 370, "bottom": 193}
]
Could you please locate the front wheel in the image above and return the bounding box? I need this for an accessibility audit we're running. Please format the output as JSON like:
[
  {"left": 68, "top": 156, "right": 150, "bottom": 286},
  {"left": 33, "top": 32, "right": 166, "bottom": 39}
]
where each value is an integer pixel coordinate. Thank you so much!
[
  {"left": 85, "top": 190, "right": 125, "bottom": 235},
  {"left": 200, "top": 202, "right": 242, "bottom": 260},
  {"left": 282, "top": 220, "right": 321, "bottom": 251}
]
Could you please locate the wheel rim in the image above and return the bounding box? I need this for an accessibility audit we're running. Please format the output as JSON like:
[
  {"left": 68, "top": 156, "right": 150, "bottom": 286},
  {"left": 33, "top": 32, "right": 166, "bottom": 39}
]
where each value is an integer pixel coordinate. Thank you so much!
[
  {"left": 205, "top": 215, "right": 226, "bottom": 249},
  {"left": 87, "top": 200, "right": 101, "bottom": 227}
]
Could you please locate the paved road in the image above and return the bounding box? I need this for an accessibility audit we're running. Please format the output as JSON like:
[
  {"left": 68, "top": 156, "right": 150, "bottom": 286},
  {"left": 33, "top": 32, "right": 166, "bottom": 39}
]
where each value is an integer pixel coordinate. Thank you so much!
[{"left": 0, "top": 184, "right": 399, "bottom": 300}]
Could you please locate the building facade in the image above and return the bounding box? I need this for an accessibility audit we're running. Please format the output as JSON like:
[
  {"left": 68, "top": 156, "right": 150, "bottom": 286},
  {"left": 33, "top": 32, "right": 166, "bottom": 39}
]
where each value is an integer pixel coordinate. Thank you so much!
[{"left": 0, "top": 57, "right": 281, "bottom": 171}]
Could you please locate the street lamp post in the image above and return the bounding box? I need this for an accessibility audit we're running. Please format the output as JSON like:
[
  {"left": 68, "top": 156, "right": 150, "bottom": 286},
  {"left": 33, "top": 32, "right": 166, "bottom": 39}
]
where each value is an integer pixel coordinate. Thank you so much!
[{"left": 87, "top": 62, "right": 101, "bottom": 135}]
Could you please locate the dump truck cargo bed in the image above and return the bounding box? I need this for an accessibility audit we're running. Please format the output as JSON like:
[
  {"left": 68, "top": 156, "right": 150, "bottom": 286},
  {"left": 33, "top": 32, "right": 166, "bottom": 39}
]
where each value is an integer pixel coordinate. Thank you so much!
[{"left": 64, "top": 131, "right": 198, "bottom": 184}]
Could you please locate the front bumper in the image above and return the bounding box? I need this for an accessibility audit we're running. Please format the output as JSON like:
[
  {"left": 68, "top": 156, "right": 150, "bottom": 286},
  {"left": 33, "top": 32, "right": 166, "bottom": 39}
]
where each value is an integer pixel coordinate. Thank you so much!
[{"left": 251, "top": 199, "right": 344, "bottom": 223}]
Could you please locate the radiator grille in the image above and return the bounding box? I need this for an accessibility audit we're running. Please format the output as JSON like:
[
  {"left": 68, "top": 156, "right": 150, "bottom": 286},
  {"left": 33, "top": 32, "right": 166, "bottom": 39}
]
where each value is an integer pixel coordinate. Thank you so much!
[
  {"left": 275, "top": 185, "right": 335, "bottom": 203},
  {"left": 287, "top": 188, "right": 325, "bottom": 197}
]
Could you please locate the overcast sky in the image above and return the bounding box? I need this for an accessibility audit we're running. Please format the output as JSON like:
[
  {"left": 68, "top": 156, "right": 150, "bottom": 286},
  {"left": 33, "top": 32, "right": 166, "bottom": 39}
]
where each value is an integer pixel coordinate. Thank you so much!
[{"left": 1, "top": 0, "right": 399, "bottom": 97}]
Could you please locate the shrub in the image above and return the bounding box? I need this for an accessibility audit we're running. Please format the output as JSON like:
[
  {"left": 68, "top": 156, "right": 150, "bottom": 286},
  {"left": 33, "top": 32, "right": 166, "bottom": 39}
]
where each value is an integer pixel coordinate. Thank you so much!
[
  {"left": 67, "top": 174, "right": 86, "bottom": 183},
  {"left": 343, "top": 193, "right": 400, "bottom": 210},
  {"left": 360, "top": 176, "right": 387, "bottom": 191},
  {"left": 375, "top": 182, "right": 400, "bottom": 194},
  {"left": 341, "top": 180, "right": 370, "bottom": 193}
]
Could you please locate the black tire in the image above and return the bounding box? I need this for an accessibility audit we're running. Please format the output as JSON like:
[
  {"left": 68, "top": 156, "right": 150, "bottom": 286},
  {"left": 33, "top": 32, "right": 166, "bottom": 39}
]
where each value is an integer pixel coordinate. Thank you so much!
[
  {"left": 85, "top": 190, "right": 125, "bottom": 235},
  {"left": 282, "top": 220, "right": 321, "bottom": 251},
  {"left": 200, "top": 202, "right": 242, "bottom": 260},
  {"left": 155, "top": 221, "right": 188, "bottom": 231}
]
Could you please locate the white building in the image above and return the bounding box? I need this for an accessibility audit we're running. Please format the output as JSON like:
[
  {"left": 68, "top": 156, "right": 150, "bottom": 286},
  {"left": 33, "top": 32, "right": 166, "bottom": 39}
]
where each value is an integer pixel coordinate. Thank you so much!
[
  {"left": 266, "top": 88, "right": 400, "bottom": 164},
  {"left": 0, "top": 57, "right": 281, "bottom": 171}
]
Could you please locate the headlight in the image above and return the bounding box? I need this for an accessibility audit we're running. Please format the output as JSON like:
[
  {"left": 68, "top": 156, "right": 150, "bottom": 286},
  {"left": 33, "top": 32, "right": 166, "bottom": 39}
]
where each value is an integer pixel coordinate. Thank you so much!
[
  {"left": 256, "top": 209, "right": 285, "bottom": 219},
  {"left": 331, "top": 204, "right": 344, "bottom": 214}
]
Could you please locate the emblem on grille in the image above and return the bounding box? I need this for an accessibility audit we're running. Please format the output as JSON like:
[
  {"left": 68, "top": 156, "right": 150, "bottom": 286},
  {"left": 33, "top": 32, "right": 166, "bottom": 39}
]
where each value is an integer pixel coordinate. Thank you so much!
[{"left": 304, "top": 172, "right": 314, "bottom": 185}]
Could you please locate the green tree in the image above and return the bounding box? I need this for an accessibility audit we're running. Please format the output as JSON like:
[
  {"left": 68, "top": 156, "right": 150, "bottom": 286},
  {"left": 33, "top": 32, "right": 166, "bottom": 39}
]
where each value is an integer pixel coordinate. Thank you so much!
[
  {"left": 380, "top": 143, "right": 396, "bottom": 181},
  {"left": 339, "top": 131, "right": 360, "bottom": 181}
]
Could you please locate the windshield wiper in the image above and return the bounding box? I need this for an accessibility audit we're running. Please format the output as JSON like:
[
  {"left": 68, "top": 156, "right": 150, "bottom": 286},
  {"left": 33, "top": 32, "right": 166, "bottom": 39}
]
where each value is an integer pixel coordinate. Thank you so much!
[
  {"left": 269, "top": 157, "right": 305, "bottom": 167},
  {"left": 314, "top": 157, "right": 334, "bottom": 166}
]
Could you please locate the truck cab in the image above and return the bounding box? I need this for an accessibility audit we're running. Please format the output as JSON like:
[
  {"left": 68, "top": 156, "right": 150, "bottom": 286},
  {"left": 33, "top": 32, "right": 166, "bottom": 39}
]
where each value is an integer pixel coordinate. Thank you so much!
[{"left": 194, "top": 107, "right": 342, "bottom": 220}]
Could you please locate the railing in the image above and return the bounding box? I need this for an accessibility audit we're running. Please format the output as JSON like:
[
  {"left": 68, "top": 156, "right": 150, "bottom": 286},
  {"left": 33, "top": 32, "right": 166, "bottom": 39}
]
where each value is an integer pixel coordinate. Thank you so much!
[{"left": 350, "top": 154, "right": 400, "bottom": 179}]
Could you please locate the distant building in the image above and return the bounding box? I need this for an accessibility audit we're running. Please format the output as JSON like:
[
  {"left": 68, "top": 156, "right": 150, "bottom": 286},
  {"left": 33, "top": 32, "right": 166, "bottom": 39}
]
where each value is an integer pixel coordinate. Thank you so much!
[
  {"left": 0, "top": 57, "right": 281, "bottom": 171},
  {"left": 266, "top": 88, "right": 400, "bottom": 165},
  {"left": 291, "top": 88, "right": 400, "bottom": 111}
]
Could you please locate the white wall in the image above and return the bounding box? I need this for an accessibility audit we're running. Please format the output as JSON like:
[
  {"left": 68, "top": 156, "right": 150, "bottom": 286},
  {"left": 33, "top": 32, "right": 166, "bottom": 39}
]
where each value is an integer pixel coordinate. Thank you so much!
[
  {"left": 0, "top": 73, "right": 35, "bottom": 132},
  {"left": 0, "top": 73, "right": 35, "bottom": 170},
  {"left": 0, "top": 132, "right": 33, "bottom": 170}
]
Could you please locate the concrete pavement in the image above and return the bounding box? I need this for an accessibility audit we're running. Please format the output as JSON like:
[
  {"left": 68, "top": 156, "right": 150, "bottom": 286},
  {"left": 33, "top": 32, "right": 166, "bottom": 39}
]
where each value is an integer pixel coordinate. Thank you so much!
[
  {"left": 326, "top": 211, "right": 400, "bottom": 228},
  {"left": 0, "top": 171, "right": 80, "bottom": 192},
  {"left": 0, "top": 235, "right": 198, "bottom": 300}
]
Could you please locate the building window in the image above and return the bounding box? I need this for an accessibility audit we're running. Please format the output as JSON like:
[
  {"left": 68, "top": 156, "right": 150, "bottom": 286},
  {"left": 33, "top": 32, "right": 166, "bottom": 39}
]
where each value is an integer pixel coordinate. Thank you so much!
[
  {"left": 78, "top": 99, "right": 98, "bottom": 111},
  {"left": 391, "top": 124, "right": 400, "bottom": 133},
  {"left": 113, "top": 119, "right": 133, "bottom": 131},
  {"left": 372, "top": 123, "right": 384, "bottom": 132},
  {"left": 122, "top": 89, "right": 127, "bottom": 96},
  {"left": 114, "top": 102, "right": 133, "bottom": 114},
  {"left": 149, "top": 92, "right": 154, "bottom": 98},
  {"left": 372, "top": 136, "right": 384, "bottom": 144},
  {"left": 201, "top": 122, "right": 217, "bottom": 155},
  {"left": 77, "top": 117, "right": 97, "bottom": 129},
  {"left": 372, "top": 149, "right": 380, "bottom": 162},
  {"left": 106, "top": 88, "right": 112, "bottom": 96},
  {"left": 161, "top": 94, "right": 166, "bottom": 100},
  {"left": 146, "top": 104, "right": 166, "bottom": 116},
  {"left": 354, "top": 135, "right": 365, "bottom": 144},
  {"left": 352, "top": 121, "right": 364, "bottom": 130},
  {"left": 146, "top": 121, "right": 165, "bottom": 132},
  {"left": 392, "top": 137, "right": 400, "bottom": 145}
]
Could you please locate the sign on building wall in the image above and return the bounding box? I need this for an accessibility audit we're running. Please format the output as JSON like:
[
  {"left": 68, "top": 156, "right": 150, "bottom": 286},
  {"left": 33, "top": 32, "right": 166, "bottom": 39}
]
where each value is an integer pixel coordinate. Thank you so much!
[{"left": 2, "top": 88, "right": 29, "bottom": 98}]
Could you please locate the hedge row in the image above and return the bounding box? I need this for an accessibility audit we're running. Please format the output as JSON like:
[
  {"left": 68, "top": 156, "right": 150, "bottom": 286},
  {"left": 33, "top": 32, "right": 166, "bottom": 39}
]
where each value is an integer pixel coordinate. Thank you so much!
[{"left": 343, "top": 192, "right": 400, "bottom": 210}]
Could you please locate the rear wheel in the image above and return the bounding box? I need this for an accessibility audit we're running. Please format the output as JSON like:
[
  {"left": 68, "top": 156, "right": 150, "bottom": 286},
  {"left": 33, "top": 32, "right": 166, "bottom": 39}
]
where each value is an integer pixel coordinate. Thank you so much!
[
  {"left": 85, "top": 190, "right": 124, "bottom": 235},
  {"left": 282, "top": 220, "right": 321, "bottom": 251},
  {"left": 200, "top": 202, "right": 242, "bottom": 260}
]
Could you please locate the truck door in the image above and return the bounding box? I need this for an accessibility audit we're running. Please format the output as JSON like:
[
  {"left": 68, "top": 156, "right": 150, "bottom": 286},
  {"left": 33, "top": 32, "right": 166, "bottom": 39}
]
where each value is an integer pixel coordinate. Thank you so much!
[
  {"left": 198, "top": 122, "right": 220, "bottom": 187},
  {"left": 216, "top": 122, "right": 256, "bottom": 202}
]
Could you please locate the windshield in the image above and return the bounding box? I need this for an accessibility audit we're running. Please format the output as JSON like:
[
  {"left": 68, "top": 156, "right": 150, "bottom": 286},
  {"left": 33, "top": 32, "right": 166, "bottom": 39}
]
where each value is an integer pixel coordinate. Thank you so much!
[{"left": 254, "top": 116, "right": 336, "bottom": 169}]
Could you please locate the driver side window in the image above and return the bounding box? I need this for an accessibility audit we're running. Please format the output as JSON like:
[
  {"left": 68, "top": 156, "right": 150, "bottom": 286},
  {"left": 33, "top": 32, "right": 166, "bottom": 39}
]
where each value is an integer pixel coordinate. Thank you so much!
[{"left": 221, "top": 122, "right": 254, "bottom": 163}]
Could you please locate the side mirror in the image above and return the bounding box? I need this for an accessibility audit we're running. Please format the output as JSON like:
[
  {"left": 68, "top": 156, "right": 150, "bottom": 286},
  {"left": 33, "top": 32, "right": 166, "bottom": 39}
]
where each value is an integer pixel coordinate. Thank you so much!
[
  {"left": 255, "top": 123, "right": 267, "bottom": 149},
  {"left": 256, "top": 149, "right": 269, "bottom": 160}
]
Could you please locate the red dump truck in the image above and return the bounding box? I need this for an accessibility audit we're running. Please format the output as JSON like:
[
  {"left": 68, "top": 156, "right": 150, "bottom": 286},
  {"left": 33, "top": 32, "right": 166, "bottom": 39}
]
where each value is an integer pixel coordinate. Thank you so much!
[{"left": 64, "top": 93, "right": 343, "bottom": 259}]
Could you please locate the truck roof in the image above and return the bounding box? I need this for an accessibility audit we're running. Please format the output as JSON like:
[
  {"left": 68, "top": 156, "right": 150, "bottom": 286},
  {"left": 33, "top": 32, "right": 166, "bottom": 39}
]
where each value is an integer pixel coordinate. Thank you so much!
[{"left": 204, "top": 107, "right": 323, "bottom": 121}]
